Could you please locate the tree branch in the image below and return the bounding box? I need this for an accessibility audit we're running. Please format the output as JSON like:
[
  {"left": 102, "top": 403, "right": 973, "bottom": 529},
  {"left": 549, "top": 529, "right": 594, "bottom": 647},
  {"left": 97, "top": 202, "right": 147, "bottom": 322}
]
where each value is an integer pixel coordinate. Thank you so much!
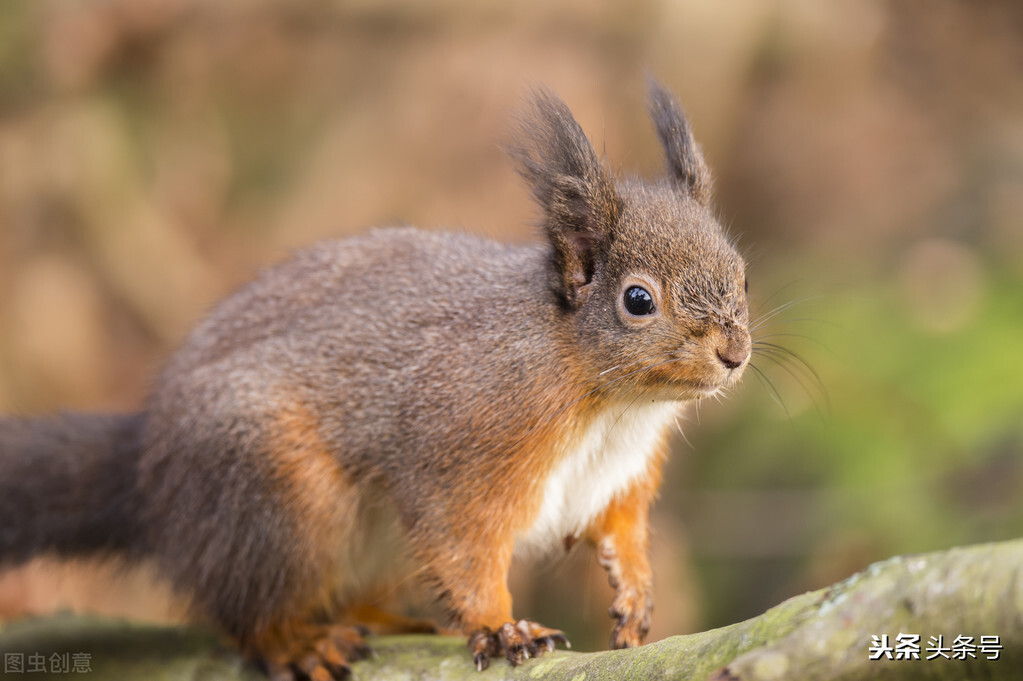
[{"left": 1, "top": 539, "right": 1020, "bottom": 679}]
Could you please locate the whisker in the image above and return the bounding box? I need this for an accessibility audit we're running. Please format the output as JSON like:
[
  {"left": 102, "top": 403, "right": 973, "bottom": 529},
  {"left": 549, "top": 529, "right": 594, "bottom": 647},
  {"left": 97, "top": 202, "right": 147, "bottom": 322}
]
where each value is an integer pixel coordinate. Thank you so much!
[
  {"left": 758, "top": 317, "right": 847, "bottom": 332},
  {"left": 753, "top": 348, "right": 812, "bottom": 392},
  {"left": 751, "top": 280, "right": 803, "bottom": 317},
  {"left": 597, "top": 350, "right": 684, "bottom": 377},
  {"left": 754, "top": 331, "right": 827, "bottom": 344},
  {"left": 750, "top": 298, "right": 808, "bottom": 330},
  {"left": 753, "top": 341, "right": 827, "bottom": 393},
  {"left": 752, "top": 333, "right": 837, "bottom": 367},
  {"left": 600, "top": 392, "right": 645, "bottom": 457},
  {"left": 751, "top": 348, "right": 827, "bottom": 419},
  {"left": 749, "top": 296, "right": 826, "bottom": 333},
  {"left": 753, "top": 342, "right": 827, "bottom": 401},
  {"left": 673, "top": 415, "right": 694, "bottom": 449},
  {"left": 747, "top": 362, "right": 791, "bottom": 421}
]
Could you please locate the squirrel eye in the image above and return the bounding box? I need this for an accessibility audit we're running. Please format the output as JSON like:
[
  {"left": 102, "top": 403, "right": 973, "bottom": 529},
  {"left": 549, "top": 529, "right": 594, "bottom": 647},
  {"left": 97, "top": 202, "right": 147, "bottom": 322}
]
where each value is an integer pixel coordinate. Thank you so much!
[
  {"left": 744, "top": 277, "right": 749, "bottom": 294},
  {"left": 623, "top": 286, "right": 655, "bottom": 316}
]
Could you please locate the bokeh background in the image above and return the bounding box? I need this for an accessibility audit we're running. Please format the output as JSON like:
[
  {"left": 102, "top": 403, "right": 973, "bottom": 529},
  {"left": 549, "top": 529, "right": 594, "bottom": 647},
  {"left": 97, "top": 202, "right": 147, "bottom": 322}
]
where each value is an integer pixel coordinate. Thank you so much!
[{"left": 1, "top": 0, "right": 1022, "bottom": 653}]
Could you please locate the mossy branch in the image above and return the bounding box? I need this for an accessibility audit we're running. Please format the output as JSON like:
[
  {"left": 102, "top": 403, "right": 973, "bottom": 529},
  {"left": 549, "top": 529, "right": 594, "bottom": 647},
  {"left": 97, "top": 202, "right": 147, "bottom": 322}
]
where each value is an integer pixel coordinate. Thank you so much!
[{"left": 2, "top": 539, "right": 1021, "bottom": 680}]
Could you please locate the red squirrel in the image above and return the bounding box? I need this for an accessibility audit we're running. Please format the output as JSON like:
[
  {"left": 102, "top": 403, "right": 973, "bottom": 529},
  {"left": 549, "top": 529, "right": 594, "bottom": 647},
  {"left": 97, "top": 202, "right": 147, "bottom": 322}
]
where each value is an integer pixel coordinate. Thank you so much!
[{"left": 0, "top": 81, "right": 750, "bottom": 680}]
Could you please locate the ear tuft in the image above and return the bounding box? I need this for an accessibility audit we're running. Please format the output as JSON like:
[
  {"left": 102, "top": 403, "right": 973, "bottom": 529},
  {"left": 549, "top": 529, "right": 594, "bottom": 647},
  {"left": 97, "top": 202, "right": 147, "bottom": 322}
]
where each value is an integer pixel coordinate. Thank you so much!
[
  {"left": 507, "top": 88, "right": 621, "bottom": 306},
  {"left": 647, "top": 79, "right": 712, "bottom": 204}
]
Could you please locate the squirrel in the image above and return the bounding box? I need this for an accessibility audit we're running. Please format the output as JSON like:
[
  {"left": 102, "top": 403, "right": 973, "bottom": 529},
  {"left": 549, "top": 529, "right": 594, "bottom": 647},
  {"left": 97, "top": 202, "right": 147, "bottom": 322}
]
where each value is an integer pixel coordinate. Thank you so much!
[{"left": 0, "top": 81, "right": 751, "bottom": 681}]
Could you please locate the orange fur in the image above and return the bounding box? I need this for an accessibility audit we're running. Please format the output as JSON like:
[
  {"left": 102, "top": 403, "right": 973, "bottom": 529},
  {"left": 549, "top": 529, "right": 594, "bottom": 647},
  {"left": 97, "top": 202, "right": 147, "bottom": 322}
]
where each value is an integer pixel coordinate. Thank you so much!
[
  {"left": 268, "top": 402, "right": 351, "bottom": 611},
  {"left": 586, "top": 433, "right": 668, "bottom": 648},
  {"left": 411, "top": 381, "right": 589, "bottom": 633}
]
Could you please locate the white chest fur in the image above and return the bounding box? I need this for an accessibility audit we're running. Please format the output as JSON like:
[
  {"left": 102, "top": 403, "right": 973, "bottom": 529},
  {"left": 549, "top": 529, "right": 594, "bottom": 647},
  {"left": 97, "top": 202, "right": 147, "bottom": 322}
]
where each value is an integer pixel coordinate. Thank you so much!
[{"left": 514, "top": 400, "right": 681, "bottom": 559}]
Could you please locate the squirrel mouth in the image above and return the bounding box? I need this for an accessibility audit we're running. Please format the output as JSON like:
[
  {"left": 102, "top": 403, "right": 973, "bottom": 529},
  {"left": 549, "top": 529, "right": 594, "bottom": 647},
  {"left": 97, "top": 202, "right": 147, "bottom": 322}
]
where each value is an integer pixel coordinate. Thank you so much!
[
  {"left": 688, "top": 381, "right": 723, "bottom": 395},
  {"left": 633, "top": 361, "right": 737, "bottom": 399},
  {"left": 660, "top": 378, "right": 724, "bottom": 397}
]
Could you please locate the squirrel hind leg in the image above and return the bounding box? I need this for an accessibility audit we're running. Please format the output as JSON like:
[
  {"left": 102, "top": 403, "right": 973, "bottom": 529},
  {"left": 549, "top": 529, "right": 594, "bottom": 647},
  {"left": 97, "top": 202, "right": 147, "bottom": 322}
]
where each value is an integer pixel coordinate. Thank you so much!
[
  {"left": 254, "top": 621, "right": 370, "bottom": 681},
  {"left": 141, "top": 397, "right": 370, "bottom": 677}
]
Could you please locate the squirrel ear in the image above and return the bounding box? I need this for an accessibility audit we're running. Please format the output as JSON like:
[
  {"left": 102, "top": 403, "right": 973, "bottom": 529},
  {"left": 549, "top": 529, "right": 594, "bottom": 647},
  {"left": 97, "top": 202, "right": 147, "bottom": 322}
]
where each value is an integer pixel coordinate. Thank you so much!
[
  {"left": 508, "top": 88, "right": 621, "bottom": 307},
  {"left": 647, "top": 79, "right": 712, "bottom": 204}
]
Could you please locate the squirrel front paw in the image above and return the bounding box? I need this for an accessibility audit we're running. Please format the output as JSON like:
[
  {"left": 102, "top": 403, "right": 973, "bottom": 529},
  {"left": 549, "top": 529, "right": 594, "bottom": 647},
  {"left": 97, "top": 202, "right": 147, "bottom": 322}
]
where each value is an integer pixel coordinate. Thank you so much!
[
  {"left": 608, "top": 587, "right": 653, "bottom": 649},
  {"left": 468, "top": 620, "right": 570, "bottom": 671},
  {"left": 260, "top": 624, "right": 371, "bottom": 681}
]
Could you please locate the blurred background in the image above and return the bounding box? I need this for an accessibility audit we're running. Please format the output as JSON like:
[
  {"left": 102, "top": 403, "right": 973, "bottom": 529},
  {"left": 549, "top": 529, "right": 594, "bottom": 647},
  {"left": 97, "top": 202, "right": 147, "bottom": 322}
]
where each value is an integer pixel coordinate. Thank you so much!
[{"left": 1, "top": 0, "right": 1022, "bottom": 653}]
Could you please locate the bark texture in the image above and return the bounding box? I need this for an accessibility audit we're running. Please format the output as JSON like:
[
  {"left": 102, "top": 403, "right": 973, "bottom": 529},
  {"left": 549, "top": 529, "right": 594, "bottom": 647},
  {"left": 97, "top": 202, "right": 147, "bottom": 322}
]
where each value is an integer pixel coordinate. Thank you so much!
[{"left": 0, "top": 539, "right": 1020, "bottom": 680}]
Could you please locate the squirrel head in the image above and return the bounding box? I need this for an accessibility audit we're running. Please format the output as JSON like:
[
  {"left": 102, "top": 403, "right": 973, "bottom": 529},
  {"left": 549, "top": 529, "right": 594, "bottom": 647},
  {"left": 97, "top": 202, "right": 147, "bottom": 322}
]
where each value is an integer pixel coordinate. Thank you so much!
[{"left": 510, "top": 80, "right": 750, "bottom": 401}]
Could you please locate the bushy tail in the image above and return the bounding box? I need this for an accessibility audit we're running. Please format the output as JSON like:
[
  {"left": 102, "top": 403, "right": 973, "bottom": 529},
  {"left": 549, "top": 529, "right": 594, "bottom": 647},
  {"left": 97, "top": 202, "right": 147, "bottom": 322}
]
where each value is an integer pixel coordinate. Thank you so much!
[{"left": 0, "top": 412, "right": 145, "bottom": 566}]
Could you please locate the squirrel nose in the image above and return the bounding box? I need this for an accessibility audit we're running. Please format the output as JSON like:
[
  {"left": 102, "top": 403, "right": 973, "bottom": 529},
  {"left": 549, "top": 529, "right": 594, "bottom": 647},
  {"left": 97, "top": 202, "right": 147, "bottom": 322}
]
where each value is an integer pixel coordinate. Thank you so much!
[
  {"left": 715, "top": 333, "right": 750, "bottom": 370},
  {"left": 715, "top": 348, "right": 745, "bottom": 370}
]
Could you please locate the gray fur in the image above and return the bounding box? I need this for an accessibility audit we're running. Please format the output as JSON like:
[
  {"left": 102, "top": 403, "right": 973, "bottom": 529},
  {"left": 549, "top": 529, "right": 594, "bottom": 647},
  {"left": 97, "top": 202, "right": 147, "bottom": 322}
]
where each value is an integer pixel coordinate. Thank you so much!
[{"left": 0, "top": 412, "right": 144, "bottom": 565}]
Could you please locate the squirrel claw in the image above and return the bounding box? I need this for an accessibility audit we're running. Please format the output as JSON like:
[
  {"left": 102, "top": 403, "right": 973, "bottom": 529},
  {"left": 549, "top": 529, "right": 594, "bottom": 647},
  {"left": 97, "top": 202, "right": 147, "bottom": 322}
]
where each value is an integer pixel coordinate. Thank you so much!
[
  {"left": 532, "top": 631, "right": 571, "bottom": 655},
  {"left": 468, "top": 620, "right": 569, "bottom": 670},
  {"left": 607, "top": 589, "right": 653, "bottom": 650}
]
